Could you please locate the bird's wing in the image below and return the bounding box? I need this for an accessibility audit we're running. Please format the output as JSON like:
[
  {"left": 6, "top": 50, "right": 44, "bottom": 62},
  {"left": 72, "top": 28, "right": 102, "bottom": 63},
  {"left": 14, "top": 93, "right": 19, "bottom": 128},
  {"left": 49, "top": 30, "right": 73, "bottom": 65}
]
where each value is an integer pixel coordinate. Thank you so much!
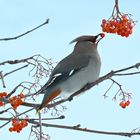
[{"left": 43, "top": 54, "right": 91, "bottom": 89}]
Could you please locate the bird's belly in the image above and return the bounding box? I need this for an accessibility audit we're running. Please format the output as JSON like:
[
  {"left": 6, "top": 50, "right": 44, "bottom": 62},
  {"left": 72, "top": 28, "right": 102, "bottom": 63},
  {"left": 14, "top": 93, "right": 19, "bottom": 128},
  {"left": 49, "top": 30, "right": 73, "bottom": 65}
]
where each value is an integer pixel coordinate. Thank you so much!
[{"left": 59, "top": 60, "right": 101, "bottom": 98}]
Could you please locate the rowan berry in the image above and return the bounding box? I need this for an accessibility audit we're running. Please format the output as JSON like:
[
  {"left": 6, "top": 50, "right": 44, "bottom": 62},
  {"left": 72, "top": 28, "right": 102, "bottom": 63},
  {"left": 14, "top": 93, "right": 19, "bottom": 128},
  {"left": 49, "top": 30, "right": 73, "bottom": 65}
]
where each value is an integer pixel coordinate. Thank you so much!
[
  {"left": 9, "top": 119, "right": 28, "bottom": 133},
  {"left": 100, "top": 33, "right": 105, "bottom": 38},
  {"left": 19, "top": 93, "right": 25, "bottom": 98},
  {"left": 9, "top": 94, "right": 25, "bottom": 110},
  {"left": 0, "top": 92, "right": 7, "bottom": 98},
  {"left": 119, "top": 101, "right": 126, "bottom": 109},
  {"left": 125, "top": 100, "right": 130, "bottom": 106},
  {"left": 119, "top": 100, "right": 131, "bottom": 109},
  {"left": 101, "top": 14, "right": 134, "bottom": 37},
  {"left": 9, "top": 127, "right": 13, "bottom": 132},
  {"left": 102, "top": 19, "right": 106, "bottom": 24},
  {"left": 0, "top": 101, "right": 4, "bottom": 106}
]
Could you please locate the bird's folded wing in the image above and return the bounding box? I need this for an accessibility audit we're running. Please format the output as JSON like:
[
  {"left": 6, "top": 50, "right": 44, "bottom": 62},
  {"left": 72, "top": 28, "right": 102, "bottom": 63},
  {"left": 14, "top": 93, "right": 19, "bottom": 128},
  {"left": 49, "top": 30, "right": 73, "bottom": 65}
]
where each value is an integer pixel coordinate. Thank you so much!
[{"left": 42, "top": 54, "right": 91, "bottom": 90}]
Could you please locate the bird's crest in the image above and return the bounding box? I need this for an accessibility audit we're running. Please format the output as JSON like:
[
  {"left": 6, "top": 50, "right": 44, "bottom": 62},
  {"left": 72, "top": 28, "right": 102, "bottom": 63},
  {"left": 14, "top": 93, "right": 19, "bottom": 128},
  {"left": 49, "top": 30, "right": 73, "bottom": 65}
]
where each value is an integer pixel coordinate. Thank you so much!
[
  {"left": 70, "top": 33, "right": 105, "bottom": 44},
  {"left": 70, "top": 35, "right": 97, "bottom": 44}
]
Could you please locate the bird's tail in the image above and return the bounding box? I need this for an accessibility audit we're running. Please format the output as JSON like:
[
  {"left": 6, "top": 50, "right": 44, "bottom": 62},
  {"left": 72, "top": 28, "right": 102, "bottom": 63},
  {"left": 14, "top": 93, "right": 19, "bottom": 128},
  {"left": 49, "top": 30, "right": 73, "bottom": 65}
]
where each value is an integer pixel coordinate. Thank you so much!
[{"left": 36, "top": 88, "right": 61, "bottom": 113}]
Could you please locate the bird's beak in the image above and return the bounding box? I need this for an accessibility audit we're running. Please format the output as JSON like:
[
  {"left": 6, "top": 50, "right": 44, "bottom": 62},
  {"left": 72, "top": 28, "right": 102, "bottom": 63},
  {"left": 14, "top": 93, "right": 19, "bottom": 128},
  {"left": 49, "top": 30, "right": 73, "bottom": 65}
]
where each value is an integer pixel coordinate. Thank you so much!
[{"left": 96, "top": 33, "right": 105, "bottom": 44}]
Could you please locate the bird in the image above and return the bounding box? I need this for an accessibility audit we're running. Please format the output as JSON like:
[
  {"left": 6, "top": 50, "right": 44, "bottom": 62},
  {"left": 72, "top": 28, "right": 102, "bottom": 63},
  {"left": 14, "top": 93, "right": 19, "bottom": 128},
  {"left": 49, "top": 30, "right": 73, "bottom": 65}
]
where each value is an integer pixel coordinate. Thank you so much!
[{"left": 37, "top": 33, "right": 105, "bottom": 111}]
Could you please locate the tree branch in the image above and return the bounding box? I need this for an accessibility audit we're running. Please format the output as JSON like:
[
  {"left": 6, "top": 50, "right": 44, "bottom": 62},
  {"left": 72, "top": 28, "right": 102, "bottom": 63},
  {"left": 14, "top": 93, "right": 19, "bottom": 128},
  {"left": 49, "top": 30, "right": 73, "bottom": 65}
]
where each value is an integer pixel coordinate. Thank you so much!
[
  {"left": 3, "top": 64, "right": 29, "bottom": 78},
  {"left": 0, "top": 62, "right": 139, "bottom": 111},
  {"left": 0, "top": 55, "right": 54, "bottom": 89},
  {"left": 0, "top": 55, "right": 37, "bottom": 65},
  {"left": 18, "top": 62, "right": 140, "bottom": 110},
  {"left": 0, "top": 62, "right": 140, "bottom": 138},
  {"left": 28, "top": 121, "right": 140, "bottom": 137},
  {"left": 0, "top": 71, "right": 6, "bottom": 88},
  {"left": 0, "top": 19, "right": 49, "bottom": 41},
  {"left": 1, "top": 116, "right": 139, "bottom": 137}
]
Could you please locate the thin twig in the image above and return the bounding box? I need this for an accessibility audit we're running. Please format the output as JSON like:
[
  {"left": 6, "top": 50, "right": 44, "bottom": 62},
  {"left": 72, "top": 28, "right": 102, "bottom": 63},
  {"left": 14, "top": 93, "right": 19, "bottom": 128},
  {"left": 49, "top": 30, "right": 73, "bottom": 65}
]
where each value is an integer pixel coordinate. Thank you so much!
[
  {"left": 114, "top": 71, "right": 140, "bottom": 76},
  {"left": 47, "top": 63, "right": 140, "bottom": 108},
  {"left": 28, "top": 121, "right": 140, "bottom": 137},
  {"left": 0, "top": 55, "right": 37, "bottom": 65},
  {"left": 0, "top": 120, "right": 11, "bottom": 128},
  {"left": 0, "top": 116, "right": 65, "bottom": 121},
  {"left": 103, "top": 82, "right": 114, "bottom": 98},
  {"left": 0, "top": 62, "right": 139, "bottom": 117},
  {"left": 115, "top": 0, "right": 120, "bottom": 14},
  {"left": 38, "top": 112, "right": 42, "bottom": 140},
  {"left": 0, "top": 71, "right": 6, "bottom": 88},
  {"left": 1, "top": 63, "right": 140, "bottom": 108},
  {"left": 13, "top": 62, "right": 140, "bottom": 109},
  {"left": 3, "top": 64, "right": 29, "bottom": 77},
  {"left": 0, "top": 107, "right": 34, "bottom": 128},
  {"left": 0, "top": 108, "right": 11, "bottom": 114},
  {"left": 0, "top": 19, "right": 49, "bottom": 41},
  {"left": 2, "top": 114, "right": 136, "bottom": 138}
]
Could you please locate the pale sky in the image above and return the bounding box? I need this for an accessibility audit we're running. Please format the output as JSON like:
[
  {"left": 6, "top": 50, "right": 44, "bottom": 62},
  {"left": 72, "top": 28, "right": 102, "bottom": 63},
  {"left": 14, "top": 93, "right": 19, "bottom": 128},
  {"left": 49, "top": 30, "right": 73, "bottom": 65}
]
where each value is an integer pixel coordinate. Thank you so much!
[{"left": 0, "top": 0, "right": 140, "bottom": 140}]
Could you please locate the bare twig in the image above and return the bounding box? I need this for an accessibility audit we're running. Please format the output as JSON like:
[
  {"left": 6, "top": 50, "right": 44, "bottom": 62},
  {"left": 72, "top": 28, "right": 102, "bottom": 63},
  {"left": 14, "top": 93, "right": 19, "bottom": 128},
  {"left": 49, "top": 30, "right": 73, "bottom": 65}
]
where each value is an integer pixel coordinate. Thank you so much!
[
  {"left": 0, "top": 108, "right": 11, "bottom": 114},
  {"left": 0, "top": 116, "right": 65, "bottom": 122},
  {"left": 115, "top": 0, "right": 120, "bottom": 14},
  {"left": 0, "top": 120, "right": 11, "bottom": 129},
  {"left": 27, "top": 121, "right": 140, "bottom": 137},
  {"left": 29, "top": 126, "right": 50, "bottom": 140},
  {"left": 0, "top": 55, "right": 39, "bottom": 66},
  {"left": 1, "top": 116, "right": 137, "bottom": 138},
  {"left": 46, "top": 62, "right": 140, "bottom": 108},
  {"left": 0, "top": 55, "right": 54, "bottom": 92},
  {"left": 38, "top": 112, "right": 42, "bottom": 140},
  {"left": 0, "top": 71, "right": 6, "bottom": 88},
  {"left": 6, "top": 82, "right": 25, "bottom": 98},
  {"left": 103, "top": 82, "right": 114, "bottom": 98},
  {"left": 0, "top": 62, "right": 139, "bottom": 123},
  {"left": 0, "top": 62, "right": 140, "bottom": 138},
  {"left": 109, "top": 78, "right": 132, "bottom": 100},
  {"left": 114, "top": 71, "right": 140, "bottom": 76},
  {"left": 0, "top": 56, "right": 33, "bottom": 66},
  {"left": 0, "top": 19, "right": 49, "bottom": 41},
  {"left": 0, "top": 107, "right": 35, "bottom": 129},
  {"left": 11, "top": 62, "right": 140, "bottom": 110},
  {"left": 3, "top": 64, "right": 29, "bottom": 78}
]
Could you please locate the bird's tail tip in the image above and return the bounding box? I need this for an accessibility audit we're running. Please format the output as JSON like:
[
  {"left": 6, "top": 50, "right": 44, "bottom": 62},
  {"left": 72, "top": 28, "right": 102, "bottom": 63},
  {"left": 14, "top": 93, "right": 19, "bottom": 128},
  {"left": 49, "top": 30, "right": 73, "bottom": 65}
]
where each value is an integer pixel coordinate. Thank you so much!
[{"left": 36, "top": 107, "right": 42, "bottom": 115}]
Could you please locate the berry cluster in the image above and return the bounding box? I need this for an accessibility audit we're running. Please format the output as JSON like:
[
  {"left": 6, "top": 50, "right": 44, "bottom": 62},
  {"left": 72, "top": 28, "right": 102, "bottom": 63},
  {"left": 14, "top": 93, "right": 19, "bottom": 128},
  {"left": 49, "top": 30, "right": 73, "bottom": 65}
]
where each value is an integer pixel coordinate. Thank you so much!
[
  {"left": 9, "top": 93, "right": 25, "bottom": 110},
  {"left": 0, "top": 92, "right": 7, "bottom": 97},
  {"left": 101, "top": 15, "right": 134, "bottom": 37},
  {"left": 0, "top": 92, "right": 7, "bottom": 107},
  {"left": 9, "top": 119, "right": 28, "bottom": 133},
  {"left": 119, "top": 100, "right": 130, "bottom": 109}
]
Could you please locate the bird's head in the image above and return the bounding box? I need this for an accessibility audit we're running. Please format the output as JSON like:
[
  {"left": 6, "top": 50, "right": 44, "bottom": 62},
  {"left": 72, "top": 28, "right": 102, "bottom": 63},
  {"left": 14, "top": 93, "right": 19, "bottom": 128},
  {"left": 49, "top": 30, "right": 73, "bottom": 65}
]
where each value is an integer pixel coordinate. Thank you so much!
[
  {"left": 70, "top": 33, "right": 105, "bottom": 53},
  {"left": 70, "top": 33, "right": 105, "bottom": 44}
]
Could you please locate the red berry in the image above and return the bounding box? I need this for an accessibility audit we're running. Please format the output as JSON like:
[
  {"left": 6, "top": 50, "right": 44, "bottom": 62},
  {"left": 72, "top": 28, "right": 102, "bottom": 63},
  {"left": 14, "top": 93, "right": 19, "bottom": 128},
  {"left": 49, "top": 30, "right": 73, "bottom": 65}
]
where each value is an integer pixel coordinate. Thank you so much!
[
  {"left": 12, "top": 119, "right": 17, "bottom": 123},
  {"left": 119, "top": 101, "right": 126, "bottom": 109},
  {"left": 17, "top": 130, "right": 21, "bottom": 133},
  {"left": 19, "top": 93, "right": 25, "bottom": 98},
  {"left": 0, "top": 101, "right": 4, "bottom": 106},
  {"left": 102, "top": 19, "right": 106, "bottom": 24},
  {"left": 9, "top": 127, "right": 13, "bottom": 132},
  {"left": 0, "top": 92, "right": 7, "bottom": 97},
  {"left": 125, "top": 100, "right": 130, "bottom": 106},
  {"left": 100, "top": 33, "right": 105, "bottom": 38},
  {"left": 101, "top": 14, "right": 134, "bottom": 38}
]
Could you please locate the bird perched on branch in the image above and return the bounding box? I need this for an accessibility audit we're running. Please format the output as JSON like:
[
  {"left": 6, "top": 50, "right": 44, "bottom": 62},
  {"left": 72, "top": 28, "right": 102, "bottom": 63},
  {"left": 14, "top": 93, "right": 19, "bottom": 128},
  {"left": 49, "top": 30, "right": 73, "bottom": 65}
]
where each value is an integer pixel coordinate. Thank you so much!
[{"left": 37, "top": 33, "right": 105, "bottom": 111}]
